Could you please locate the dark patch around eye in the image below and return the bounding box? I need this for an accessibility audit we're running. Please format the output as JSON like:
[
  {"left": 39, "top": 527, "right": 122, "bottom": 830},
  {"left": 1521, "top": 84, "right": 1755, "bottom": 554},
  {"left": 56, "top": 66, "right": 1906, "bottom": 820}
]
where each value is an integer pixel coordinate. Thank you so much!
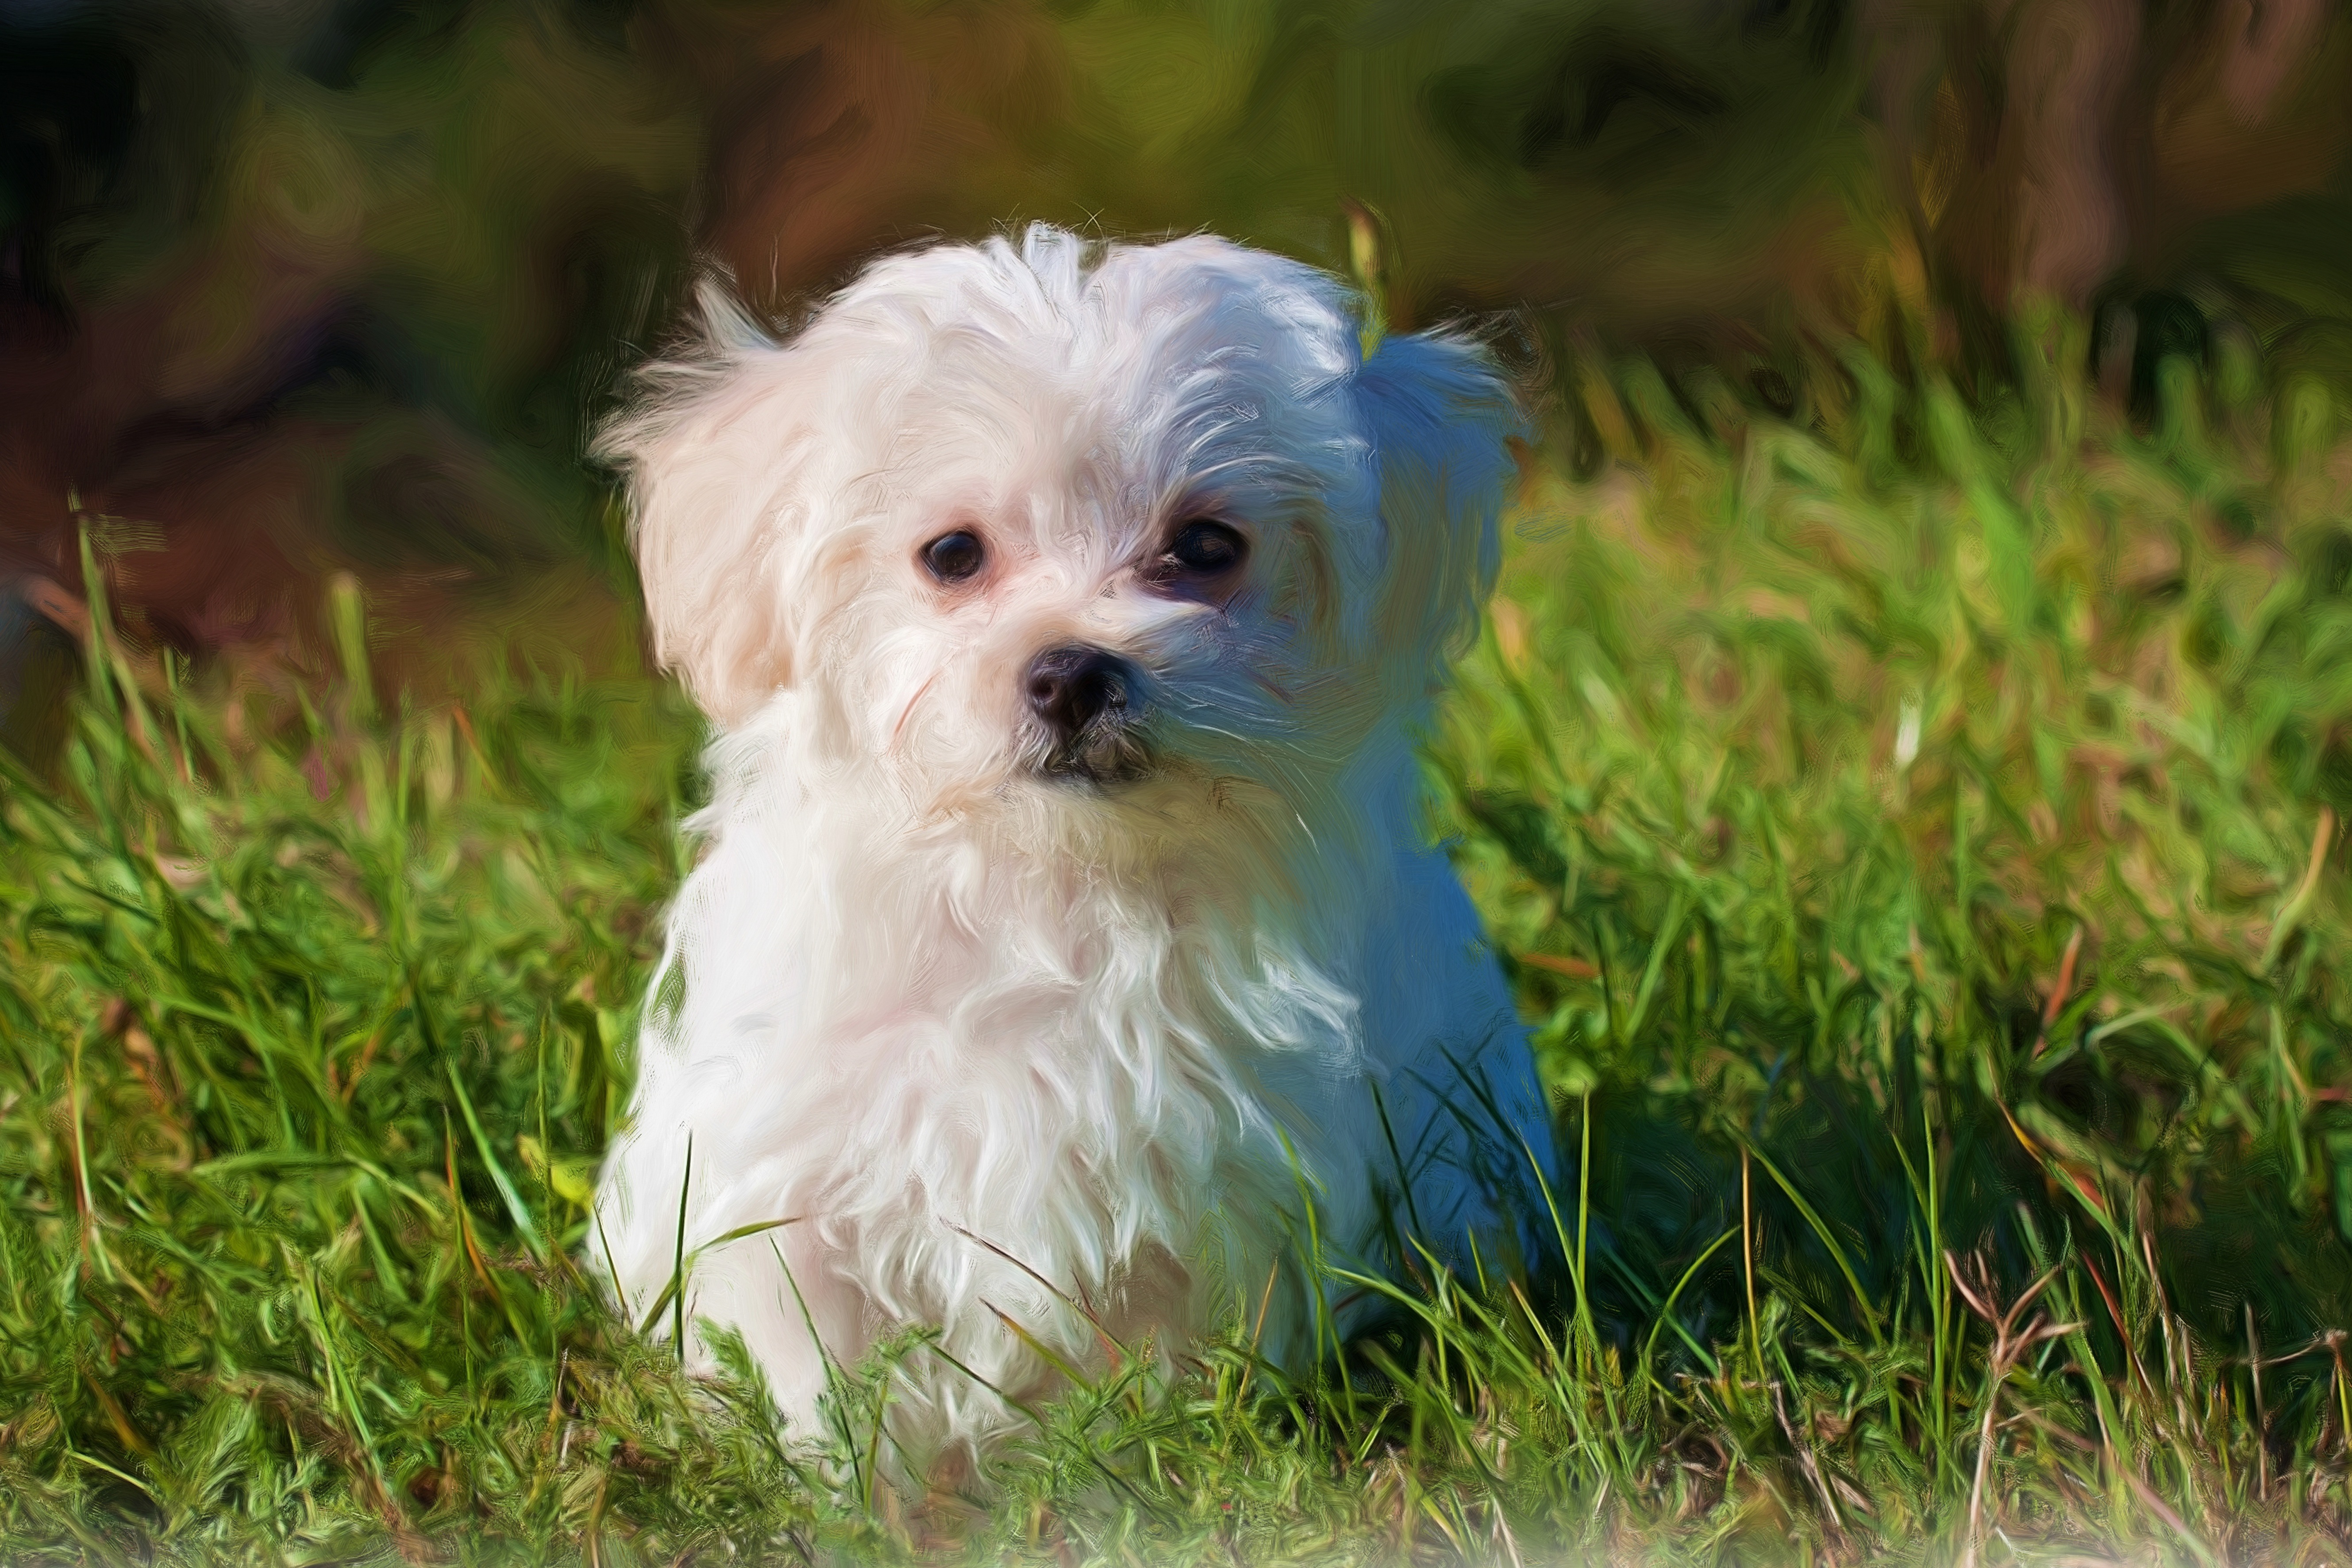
[{"left": 1165, "top": 520, "right": 1247, "bottom": 576}]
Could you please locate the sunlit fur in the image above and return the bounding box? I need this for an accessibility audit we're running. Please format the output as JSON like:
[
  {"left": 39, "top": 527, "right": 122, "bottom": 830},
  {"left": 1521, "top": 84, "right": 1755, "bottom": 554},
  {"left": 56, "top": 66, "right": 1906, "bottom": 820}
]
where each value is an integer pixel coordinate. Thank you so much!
[{"left": 590, "top": 225, "right": 1559, "bottom": 1472}]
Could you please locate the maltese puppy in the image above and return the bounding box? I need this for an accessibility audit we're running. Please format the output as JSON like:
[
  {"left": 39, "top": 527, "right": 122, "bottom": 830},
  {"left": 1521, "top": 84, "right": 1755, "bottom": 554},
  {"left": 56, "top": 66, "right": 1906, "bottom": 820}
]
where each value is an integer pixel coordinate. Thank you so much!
[{"left": 591, "top": 224, "right": 1557, "bottom": 1471}]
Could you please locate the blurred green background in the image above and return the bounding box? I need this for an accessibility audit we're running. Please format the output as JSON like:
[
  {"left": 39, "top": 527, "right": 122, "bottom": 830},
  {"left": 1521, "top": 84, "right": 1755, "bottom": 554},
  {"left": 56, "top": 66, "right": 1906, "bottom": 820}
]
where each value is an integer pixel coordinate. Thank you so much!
[{"left": 3, "top": 0, "right": 2350, "bottom": 705}]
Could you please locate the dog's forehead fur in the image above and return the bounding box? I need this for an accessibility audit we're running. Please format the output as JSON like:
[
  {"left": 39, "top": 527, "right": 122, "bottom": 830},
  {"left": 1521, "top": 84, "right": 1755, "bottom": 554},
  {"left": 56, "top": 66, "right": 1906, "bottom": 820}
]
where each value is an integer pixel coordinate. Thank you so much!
[{"left": 793, "top": 231, "right": 1374, "bottom": 558}]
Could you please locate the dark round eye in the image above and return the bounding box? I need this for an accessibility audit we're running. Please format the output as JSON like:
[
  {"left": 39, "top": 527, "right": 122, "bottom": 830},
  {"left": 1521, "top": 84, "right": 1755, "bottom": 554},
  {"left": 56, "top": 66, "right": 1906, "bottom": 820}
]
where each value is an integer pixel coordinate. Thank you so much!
[
  {"left": 922, "top": 530, "right": 985, "bottom": 584},
  {"left": 1165, "top": 520, "right": 1246, "bottom": 576}
]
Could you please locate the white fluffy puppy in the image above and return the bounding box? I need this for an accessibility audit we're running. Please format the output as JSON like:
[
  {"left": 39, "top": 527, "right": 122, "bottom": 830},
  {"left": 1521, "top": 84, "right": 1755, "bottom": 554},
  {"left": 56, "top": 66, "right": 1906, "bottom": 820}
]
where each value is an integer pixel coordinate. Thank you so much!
[{"left": 591, "top": 224, "right": 1557, "bottom": 1469}]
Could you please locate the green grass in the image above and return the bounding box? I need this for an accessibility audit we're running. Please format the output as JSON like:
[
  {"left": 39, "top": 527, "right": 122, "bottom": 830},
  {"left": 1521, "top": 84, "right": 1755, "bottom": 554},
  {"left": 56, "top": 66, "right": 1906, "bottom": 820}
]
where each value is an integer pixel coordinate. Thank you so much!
[{"left": 6, "top": 313, "right": 2352, "bottom": 1564}]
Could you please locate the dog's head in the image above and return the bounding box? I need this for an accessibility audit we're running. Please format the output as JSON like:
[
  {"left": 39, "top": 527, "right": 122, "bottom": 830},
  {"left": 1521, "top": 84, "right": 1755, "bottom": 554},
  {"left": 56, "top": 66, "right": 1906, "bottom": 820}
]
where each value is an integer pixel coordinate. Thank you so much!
[{"left": 598, "top": 226, "right": 1520, "bottom": 820}]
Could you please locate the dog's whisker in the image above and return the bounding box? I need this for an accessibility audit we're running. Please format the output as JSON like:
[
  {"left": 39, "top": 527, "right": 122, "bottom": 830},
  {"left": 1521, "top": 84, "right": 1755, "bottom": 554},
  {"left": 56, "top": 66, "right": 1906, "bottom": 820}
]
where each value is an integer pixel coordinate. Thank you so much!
[
  {"left": 892, "top": 669, "right": 944, "bottom": 750},
  {"left": 1245, "top": 669, "right": 1296, "bottom": 705}
]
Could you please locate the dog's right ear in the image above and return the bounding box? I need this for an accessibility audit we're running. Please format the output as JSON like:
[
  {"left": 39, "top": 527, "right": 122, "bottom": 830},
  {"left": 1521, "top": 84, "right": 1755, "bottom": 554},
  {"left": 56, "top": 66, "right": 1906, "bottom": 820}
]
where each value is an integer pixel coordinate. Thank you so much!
[
  {"left": 1351, "top": 327, "right": 1524, "bottom": 692},
  {"left": 595, "top": 276, "right": 815, "bottom": 727}
]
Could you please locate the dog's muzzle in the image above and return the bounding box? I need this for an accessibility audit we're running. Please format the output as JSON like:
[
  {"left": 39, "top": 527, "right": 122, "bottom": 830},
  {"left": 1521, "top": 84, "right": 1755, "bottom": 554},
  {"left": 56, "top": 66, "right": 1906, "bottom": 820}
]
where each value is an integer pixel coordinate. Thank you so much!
[{"left": 1025, "top": 644, "right": 1151, "bottom": 784}]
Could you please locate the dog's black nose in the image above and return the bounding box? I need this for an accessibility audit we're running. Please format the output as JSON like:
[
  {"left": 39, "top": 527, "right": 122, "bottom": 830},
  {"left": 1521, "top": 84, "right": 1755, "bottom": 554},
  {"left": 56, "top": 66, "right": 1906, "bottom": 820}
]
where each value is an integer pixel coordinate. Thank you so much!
[{"left": 1025, "top": 645, "right": 1134, "bottom": 742}]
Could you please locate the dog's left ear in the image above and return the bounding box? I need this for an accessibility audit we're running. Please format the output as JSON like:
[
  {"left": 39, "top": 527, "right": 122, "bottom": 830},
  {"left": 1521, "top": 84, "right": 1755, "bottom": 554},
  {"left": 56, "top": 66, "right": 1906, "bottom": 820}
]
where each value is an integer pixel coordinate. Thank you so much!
[{"left": 1352, "top": 328, "right": 1525, "bottom": 690}]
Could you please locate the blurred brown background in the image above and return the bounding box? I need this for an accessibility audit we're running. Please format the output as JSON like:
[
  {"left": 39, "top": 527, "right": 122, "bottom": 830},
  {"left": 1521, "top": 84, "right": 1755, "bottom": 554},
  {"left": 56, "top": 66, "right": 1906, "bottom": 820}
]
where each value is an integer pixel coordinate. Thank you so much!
[{"left": 3, "top": 0, "right": 2349, "bottom": 728}]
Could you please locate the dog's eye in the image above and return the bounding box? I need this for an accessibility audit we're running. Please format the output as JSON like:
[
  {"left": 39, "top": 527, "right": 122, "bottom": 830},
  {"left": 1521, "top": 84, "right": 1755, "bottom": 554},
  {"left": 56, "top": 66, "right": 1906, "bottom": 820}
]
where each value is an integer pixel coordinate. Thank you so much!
[
  {"left": 1164, "top": 520, "right": 1246, "bottom": 577},
  {"left": 922, "top": 531, "right": 986, "bottom": 584}
]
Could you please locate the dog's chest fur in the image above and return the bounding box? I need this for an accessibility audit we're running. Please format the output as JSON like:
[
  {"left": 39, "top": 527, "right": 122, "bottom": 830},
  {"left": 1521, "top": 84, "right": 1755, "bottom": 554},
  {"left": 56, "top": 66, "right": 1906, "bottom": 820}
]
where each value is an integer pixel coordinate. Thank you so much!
[{"left": 598, "top": 731, "right": 1409, "bottom": 1443}]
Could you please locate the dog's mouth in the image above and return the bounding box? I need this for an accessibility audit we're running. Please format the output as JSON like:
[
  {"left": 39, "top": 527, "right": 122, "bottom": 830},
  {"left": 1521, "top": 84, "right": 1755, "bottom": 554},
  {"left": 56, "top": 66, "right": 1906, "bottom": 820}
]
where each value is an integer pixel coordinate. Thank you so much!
[{"left": 1035, "top": 720, "right": 1155, "bottom": 786}]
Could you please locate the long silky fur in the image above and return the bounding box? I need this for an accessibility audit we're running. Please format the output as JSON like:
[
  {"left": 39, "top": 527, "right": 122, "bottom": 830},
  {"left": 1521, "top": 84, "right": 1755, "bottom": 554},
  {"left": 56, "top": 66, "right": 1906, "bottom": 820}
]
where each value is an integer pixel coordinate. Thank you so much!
[{"left": 590, "top": 225, "right": 1559, "bottom": 1475}]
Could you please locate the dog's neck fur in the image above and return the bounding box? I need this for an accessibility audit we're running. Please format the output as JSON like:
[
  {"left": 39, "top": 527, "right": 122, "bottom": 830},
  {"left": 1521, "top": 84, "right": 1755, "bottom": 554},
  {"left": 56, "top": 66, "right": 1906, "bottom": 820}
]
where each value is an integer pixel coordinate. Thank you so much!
[{"left": 671, "top": 687, "right": 1423, "bottom": 1121}]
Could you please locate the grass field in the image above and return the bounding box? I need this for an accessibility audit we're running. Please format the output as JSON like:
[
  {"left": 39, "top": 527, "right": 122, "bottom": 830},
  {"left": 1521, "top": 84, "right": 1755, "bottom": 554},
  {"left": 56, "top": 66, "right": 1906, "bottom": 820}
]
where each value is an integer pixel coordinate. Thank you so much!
[{"left": 5, "top": 301, "right": 2352, "bottom": 1564}]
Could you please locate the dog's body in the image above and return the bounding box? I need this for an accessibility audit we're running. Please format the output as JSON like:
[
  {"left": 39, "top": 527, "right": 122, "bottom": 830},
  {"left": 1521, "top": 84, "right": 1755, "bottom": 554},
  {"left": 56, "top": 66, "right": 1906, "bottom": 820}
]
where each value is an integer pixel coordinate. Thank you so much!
[{"left": 592, "top": 226, "right": 1556, "bottom": 1466}]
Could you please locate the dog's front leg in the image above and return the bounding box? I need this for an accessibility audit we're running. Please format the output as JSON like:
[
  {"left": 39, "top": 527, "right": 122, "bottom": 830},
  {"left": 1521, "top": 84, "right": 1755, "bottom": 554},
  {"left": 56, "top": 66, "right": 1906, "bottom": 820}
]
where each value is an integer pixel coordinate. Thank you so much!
[{"left": 675, "top": 1221, "right": 871, "bottom": 1441}]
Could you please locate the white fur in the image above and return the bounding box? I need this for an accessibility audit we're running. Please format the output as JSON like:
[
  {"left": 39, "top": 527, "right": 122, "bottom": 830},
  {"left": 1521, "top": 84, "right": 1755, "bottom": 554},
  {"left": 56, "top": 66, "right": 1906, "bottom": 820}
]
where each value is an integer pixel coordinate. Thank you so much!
[{"left": 591, "top": 225, "right": 1558, "bottom": 1472}]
